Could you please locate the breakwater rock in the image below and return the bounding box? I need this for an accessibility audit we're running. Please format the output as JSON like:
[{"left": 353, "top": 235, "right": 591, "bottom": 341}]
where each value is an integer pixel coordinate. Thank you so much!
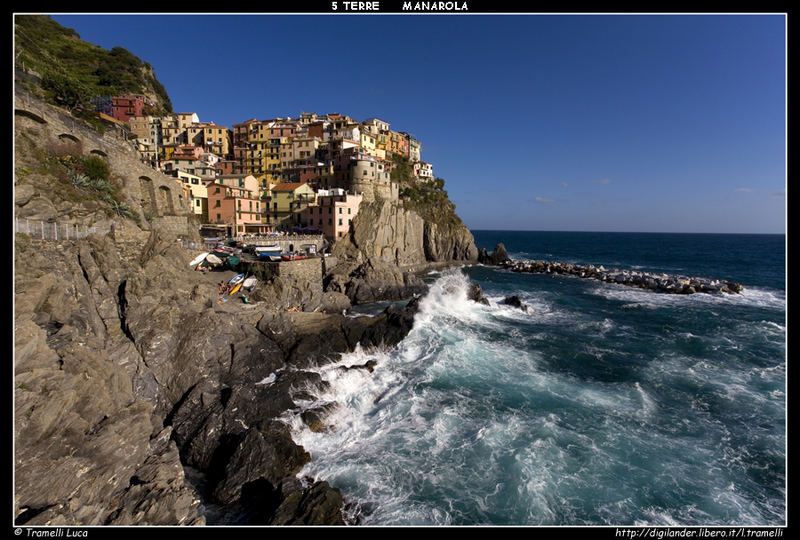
[{"left": 502, "top": 259, "right": 744, "bottom": 295}]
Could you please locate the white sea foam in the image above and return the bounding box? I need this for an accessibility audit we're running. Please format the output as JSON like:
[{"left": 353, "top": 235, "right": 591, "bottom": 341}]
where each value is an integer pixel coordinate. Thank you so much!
[
  {"left": 284, "top": 264, "right": 784, "bottom": 526},
  {"left": 255, "top": 372, "right": 278, "bottom": 385}
]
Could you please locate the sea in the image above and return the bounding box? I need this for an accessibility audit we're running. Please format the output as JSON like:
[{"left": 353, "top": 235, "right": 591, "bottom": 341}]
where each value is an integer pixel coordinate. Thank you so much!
[{"left": 286, "top": 231, "right": 787, "bottom": 527}]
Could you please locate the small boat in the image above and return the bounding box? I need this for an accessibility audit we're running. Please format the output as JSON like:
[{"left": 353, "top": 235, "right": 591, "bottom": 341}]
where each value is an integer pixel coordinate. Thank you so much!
[
  {"left": 228, "top": 273, "right": 246, "bottom": 285},
  {"left": 213, "top": 245, "right": 241, "bottom": 259},
  {"left": 206, "top": 254, "right": 223, "bottom": 266},
  {"left": 189, "top": 252, "right": 209, "bottom": 266},
  {"left": 254, "top": 245, "right": 282, "bottom": 255},
  {"left": 229, "top": 282, "right": 243, "bottom": 295},
  {"left": 281, "top": 252, "right": 308, "bottom": 261}
]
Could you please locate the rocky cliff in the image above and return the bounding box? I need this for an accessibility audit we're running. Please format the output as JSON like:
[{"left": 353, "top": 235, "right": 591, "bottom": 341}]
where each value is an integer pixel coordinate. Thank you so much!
[
  {"left": 324, "top": 198, "right": 479, "bottom": 304},
  {"left": 13, "top": 93, "right": 423, "bottom": 526},
  {"left": 14, "top": 226, "right": 420, "bottom": 526}
]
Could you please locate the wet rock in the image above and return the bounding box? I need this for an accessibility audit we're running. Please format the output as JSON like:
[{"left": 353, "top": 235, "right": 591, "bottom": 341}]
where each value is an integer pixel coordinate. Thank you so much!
[
  {"left": 301, "top": 402, "right": 340, "bottom": 433},
  {"left": 468, "top": 283, "right": 490, "bottom": 305},
  {"left": 211, "top": 424, "right": 311, "bottom": 506},
  {"left": 502, "top": 295, "right": 528, "bottom": 312},
  {"left": 269, "top": 477, "right": 345, "bottom": 526}
]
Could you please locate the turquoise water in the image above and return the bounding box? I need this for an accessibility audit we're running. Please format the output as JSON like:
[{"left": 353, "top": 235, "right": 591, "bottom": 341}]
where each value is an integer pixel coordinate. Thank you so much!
[{"left": 286, "top": 231, "right": 786, "bottom": 526}]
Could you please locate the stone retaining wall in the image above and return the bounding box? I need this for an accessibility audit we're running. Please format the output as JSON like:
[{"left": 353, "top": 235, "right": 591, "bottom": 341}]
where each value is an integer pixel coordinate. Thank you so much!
[{"left": 14, "top": 87, "right": 191, "bottom": 226}]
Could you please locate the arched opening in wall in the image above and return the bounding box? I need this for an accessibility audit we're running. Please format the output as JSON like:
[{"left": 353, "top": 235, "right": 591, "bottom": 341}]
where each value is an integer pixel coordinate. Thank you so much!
[
  {"left": 56, "top": 133, "right": 83, "bottom": 156},
  {"left": 90, "top": 149, "right": 108, "bottom": 158},
  {"left": 14, "top": 109, "right": 47, "bottom": 125},
  {"left": 139, "top": 176, "right": 158, "bottom": 217},
  {"left": 58, "top": 133, "right": 80, "bottom": 143},
  {"left": 158, "top": 185, "right": 175, "bottom": 216}
]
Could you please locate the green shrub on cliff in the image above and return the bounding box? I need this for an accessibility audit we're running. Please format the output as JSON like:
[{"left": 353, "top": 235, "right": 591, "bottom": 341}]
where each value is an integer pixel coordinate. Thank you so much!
[
  {"left": 41, "top": 71, "right": 92, "bottom": 112},
  {"left": 15, "top": 15, "right": 173, "bottom": 114},
  {"left": 401, "top": 176, "right": 462, "bottom": 226},
  {"left": 390, "top": 154, "right": 415, "bottom": 186}
]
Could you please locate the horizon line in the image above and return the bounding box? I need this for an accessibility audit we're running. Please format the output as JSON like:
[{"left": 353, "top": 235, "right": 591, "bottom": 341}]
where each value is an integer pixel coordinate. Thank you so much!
[{"left": 467, "top": 229, "right": 787, "bottom": 235}]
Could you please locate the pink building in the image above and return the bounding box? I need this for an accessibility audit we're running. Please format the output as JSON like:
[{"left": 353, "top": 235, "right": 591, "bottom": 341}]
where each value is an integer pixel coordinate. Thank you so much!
[
  {"left": 206, "top": 182, "right": 269, "bottom": 235},
  {"left": 299, "top": 190, "right": 363, "bottom": 239}
]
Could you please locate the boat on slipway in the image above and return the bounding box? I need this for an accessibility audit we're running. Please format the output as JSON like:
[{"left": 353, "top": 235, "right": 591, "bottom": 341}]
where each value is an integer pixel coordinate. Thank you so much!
[
  {"left": 281, "top": 253, "right": 308, "bottom": 261},
  {"left": 228, "top": 273, "right": 246, "bottom": 286},
  {"left": 189, "top": 252, "right": 209, "bottom": 266},
  {"left": 256, "top": 245, "right": 283, "bottom": 262}
]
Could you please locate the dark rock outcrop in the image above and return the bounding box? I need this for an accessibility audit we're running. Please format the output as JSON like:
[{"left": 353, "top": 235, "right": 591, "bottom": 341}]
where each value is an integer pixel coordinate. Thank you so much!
[
  {"left": 325, "top": 257, "right": 428, "bottom": 305},
  {"left": 326, "top": 199, "right": 478, "bottom": 304},
  {"left": 468, "top": 284, "right": 490, "bottom": 305},
  {"left": 501, "top": 295, "right": 528, "bottom": 312},
  {"left": 478, "top": 243, "right": 509, "bottom": 265}
]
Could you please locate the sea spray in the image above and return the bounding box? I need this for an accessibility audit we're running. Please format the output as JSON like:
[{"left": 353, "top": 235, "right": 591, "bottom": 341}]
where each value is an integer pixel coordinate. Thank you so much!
[{"left": 287, "top": 232, "right": 784, "bottom": 526}]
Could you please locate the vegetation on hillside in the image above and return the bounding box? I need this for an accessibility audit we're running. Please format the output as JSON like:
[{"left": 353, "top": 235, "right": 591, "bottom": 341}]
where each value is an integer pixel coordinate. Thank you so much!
[
  {"left": 391, "top": 154, "right": 462, "bottom": 226},
  {"left": 14, "top": 15, "right": 172, "bottom": 115}
]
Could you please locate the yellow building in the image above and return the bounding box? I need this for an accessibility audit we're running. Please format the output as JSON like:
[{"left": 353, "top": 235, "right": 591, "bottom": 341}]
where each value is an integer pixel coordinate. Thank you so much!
[
  {"left": 266, "top": 182, "right": 316, "bottom": 229},
  {"left": 232, "top": 119, "right": 287, "bottom": 184},
  {"left": 175, "top": 171, "right": 209, "bottom": 220},
  {"left": 360, "top": 131, "right": 377, "bottom": 155},
  {"left": 187, "top": 123, "right": 233, "bottom": 158}
]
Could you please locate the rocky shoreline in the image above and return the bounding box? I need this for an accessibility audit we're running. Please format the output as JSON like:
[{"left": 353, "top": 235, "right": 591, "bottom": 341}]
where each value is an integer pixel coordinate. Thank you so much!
[{"left": 13, "top": 230, "right": 423, "bottom": 526}]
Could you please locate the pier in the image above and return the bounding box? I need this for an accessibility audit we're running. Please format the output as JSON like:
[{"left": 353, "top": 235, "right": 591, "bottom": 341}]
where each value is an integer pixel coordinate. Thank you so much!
[{"left": 502, "top": 259, "right": 744, "bottom": 295}]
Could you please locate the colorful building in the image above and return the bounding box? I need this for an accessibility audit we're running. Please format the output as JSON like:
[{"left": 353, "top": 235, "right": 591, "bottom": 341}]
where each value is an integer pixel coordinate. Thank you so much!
[
  {"left": 266, "top": 182, "right": 316, "bottom": 229},
  {"left": 299, "top": 189, "right": 363, "bottom": 239},
  {"left": 206, "top": 182, "right": 266, "bottom": 235},
  {"left": 92, "top": 94, "right": 153, "bottom": 123},
  {"left": 388, "top": 130, "right": 409, "bottom": 157},
  {"left": 175, "top": 171, "right": 208, "bottom": 220},
  {"left": 187, "top": 122, "right": 233, "bottom": 158},
  {"left": 414, "top": 161, "right": 434, "bottom": 180}
]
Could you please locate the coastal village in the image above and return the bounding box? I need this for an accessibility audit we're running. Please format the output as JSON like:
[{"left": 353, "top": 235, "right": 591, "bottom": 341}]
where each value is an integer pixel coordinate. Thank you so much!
[
  {"left": 94, "top": 93, "right": 434, "bottom": 241},
  {"left": 13, "top": 18, "right": 761, "bottom": 529}
]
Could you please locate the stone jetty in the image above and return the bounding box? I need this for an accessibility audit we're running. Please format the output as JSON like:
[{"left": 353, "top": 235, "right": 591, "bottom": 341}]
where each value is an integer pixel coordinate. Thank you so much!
[{"left": 500, "top": 259, "right": 744, "bottom": 295}]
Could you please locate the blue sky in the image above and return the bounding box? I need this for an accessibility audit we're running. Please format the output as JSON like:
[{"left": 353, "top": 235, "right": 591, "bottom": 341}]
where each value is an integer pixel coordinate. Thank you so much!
[{"left": 48, "top": 13, "right": 786, "bottom": 234}]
